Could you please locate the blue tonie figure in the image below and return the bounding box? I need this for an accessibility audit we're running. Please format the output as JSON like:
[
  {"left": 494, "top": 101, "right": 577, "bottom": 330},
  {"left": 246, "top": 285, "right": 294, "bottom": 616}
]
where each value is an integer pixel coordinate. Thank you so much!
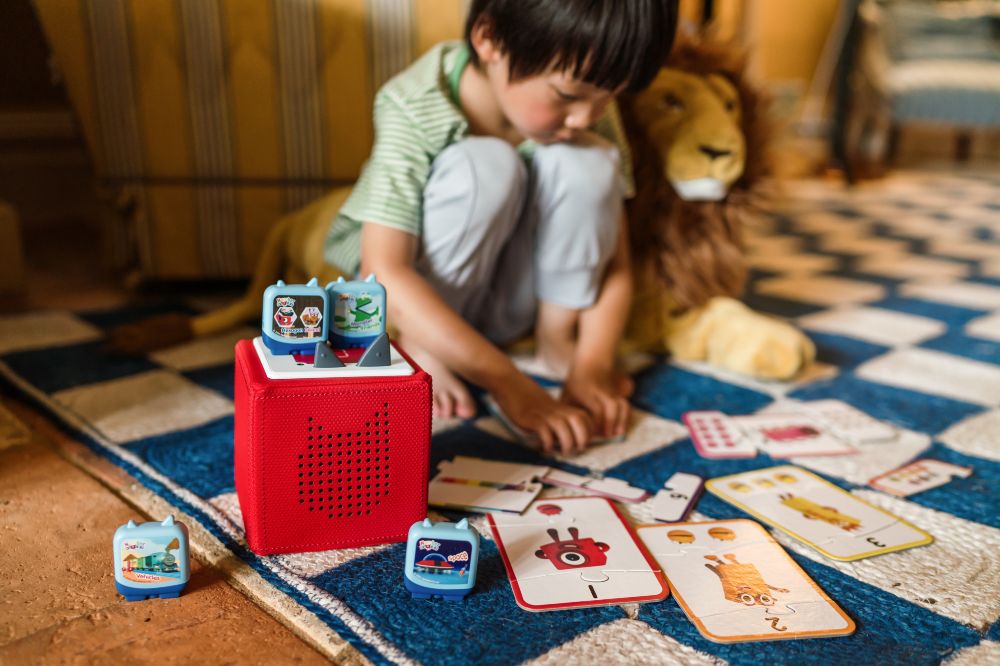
[
  {"left": 261, "top": 277, "right": 330, "bottom": 356},
  {"left": 113, "top": 515, "right": 190, "bottom": 601},
  {"left": 404, "top": 518, "right": 480, "bottom": 601},
  {"left": 326, "top": 274, "right": 387, "bottom": 349}
]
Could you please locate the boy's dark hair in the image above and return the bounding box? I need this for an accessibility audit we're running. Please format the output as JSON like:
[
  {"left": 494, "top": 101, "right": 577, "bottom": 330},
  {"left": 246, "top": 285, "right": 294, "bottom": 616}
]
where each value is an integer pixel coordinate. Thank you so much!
[{"left": 465, "top": 0, "right": 678, "bottom": 93}]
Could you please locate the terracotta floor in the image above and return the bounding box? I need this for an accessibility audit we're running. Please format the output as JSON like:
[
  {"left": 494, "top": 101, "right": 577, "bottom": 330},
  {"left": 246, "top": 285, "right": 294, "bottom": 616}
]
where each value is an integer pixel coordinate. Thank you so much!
[
  {"left": 0, "top": 139, "right": 328, "bottom": 665},
  {"left": 0, "top": 401, "right": 328, "bottom": 665}
]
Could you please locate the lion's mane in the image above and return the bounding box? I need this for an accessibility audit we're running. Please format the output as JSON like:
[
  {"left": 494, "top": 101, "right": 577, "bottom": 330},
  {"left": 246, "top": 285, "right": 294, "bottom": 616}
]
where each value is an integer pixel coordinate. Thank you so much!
[{"left": 620, "top": 38, "right": 771, "bottom": 313}]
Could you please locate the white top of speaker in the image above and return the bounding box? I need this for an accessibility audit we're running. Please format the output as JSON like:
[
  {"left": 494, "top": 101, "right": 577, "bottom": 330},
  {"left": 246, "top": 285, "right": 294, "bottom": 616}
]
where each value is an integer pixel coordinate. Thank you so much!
[{"left": 252, "top": 337, "right": 415, "bottom": 380}]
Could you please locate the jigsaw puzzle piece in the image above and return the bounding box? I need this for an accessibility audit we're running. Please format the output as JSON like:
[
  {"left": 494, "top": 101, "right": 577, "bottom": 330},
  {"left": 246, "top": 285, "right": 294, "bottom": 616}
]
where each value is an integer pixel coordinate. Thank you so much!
[
  {"left": 651, "top": 472, "right": 704, "bottom": 522},
  {"left": 542, "top": 469, "right": 649, "bottom": 503},
  {"left": 639, "top": 519, "right": 854, "bottom": 642}
]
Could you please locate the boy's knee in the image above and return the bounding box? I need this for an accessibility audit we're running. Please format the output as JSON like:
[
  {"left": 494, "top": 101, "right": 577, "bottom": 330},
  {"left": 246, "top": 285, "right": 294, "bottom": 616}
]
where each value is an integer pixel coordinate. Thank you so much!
[
  {"left": 426, "top": 137, "right": 526, "bottom": 226},
  {"left": 533, "top": 133, "right": 623, "bottom": 206},
  {"left": 420, "top": 137, "right": 527, "bottom": 297}
]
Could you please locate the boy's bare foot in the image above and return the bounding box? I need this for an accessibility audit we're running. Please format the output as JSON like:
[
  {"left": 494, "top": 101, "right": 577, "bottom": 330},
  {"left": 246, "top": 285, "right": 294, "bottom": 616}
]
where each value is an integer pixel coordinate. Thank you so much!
[{"left": 399, "top": 338, "right": 477, "bottom": 419}]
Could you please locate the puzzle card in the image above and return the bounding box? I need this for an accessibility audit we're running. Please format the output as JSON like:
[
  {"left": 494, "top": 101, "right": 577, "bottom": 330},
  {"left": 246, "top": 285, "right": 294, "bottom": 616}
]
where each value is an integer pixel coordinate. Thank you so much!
[
  {"left": 683, "top": 411, "right": 756, "bottom": 459},
  {"left": 869, "top": 459, "right": 973, "bottom": 497},
  {"left": 736, "top": 413, "right": 857, "bottom": 458},
  {"left": 488, "top": 496, "right": 669, "bottom": 611},
  {"left": 803, "top": 399, "right": 897, "bottom": 443},
  {"left": 651, "top": 472, "right": 704, "bottom": 523},
  {"left": 428, "top": 457, "right": 549, "bottom": 514},
  {"left": 637, "top": 520, "right": 855, "bottom": 643},
  {"left": 706, "top": 465, "right": 933, "bottom": 561},
  {"left": 542, "top": 469, "right": 649, "bottom": 503}
]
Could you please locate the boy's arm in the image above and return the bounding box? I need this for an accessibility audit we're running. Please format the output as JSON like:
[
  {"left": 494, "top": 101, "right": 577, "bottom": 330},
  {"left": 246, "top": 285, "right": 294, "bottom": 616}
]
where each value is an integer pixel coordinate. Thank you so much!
[
  {"left": 361, "top": 222, "right": 593, "bottom": 453},
  {"left": 562, "top": 210, "right": 634, "bottom": 437}
]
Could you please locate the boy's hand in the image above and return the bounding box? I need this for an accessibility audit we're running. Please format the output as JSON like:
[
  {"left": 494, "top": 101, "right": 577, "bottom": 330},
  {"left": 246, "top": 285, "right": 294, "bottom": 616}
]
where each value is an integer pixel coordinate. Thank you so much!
[
  {"left": 561, "top": 364, "right": 633, "bottom": 440},
  {"left": 492, "top": 372, "right": 594, "bottom": 455}
]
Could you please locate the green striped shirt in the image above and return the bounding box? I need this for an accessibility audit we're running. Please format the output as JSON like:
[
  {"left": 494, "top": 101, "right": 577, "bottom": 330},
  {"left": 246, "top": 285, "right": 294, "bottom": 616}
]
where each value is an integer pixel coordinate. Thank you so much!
[{"left": 325, "top": 41, "right": 634, "bottom": 274}]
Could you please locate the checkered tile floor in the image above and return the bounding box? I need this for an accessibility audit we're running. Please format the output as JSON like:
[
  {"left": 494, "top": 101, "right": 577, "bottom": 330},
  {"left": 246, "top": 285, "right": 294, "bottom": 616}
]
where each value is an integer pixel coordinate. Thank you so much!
[{"left": 2, "top": 170, "right": 998, "bottom": 665}]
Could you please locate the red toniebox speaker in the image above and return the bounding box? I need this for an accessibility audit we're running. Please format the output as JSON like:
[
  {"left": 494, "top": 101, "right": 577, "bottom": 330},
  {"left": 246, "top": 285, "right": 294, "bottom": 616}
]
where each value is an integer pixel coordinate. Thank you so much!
[{"left": 233, "top": 337, "right": 431, "bottom": 555}]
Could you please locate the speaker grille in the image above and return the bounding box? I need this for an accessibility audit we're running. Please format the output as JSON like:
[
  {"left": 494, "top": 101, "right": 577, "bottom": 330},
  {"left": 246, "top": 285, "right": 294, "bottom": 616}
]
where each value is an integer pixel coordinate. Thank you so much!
[{"left": 297, "top": 403, "right": 391, "bottom": 519}]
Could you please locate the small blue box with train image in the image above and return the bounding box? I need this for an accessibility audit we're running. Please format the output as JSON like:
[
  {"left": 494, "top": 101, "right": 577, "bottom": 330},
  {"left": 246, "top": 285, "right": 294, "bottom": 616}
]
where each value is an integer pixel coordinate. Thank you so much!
[
  {"left": 404, "top": 518, "right": 480, "bottom": 601},
  {"left": 113, "top": 515, "right": 190, "bottom": 601}
]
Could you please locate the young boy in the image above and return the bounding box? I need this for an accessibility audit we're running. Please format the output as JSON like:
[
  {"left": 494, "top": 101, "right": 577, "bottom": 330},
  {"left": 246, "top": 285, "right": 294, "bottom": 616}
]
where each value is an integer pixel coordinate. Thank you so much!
[{"left": 325, "top": 0, "right": 678, "bottom": 454}]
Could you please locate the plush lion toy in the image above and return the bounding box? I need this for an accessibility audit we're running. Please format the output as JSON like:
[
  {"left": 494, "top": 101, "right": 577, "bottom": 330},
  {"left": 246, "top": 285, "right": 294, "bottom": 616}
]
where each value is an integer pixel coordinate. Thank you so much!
[
  {"left": 619, "top": 36, "right": 814, "bottom": 380},
  {"left": 114, "top": 36, "right": 813, "bottom": 381}
]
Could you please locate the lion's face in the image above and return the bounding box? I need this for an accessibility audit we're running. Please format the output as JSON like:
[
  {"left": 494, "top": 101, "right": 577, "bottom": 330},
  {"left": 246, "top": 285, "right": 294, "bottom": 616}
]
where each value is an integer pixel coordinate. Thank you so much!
[{"left": 629, "top": 68, "right": 746, "bottom": 201}]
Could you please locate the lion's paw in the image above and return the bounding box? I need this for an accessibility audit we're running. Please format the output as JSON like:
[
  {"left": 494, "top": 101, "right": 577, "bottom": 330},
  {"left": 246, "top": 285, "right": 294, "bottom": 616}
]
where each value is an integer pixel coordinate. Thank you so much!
[
  {"left": 667, "top": 297, "right": 815, "bottom": 381},
  {"left": 711, "top": 314, "right": 815, "bottom": 381}
]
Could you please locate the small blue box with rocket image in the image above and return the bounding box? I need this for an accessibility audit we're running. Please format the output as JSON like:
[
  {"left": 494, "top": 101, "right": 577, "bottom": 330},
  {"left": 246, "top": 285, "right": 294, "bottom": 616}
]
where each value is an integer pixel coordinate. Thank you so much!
[
  {"left": 113, "top": 515, "right": 190, "bottom": 601},
  {"left": 404, "top": 518, "right": 479, "bottom": 601}
]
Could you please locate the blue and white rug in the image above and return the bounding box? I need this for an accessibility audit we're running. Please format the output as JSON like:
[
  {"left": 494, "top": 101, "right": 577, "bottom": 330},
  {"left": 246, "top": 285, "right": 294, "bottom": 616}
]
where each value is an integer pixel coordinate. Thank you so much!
[{"left": 2, "top": 170, "right": 999, "bottom": 665}]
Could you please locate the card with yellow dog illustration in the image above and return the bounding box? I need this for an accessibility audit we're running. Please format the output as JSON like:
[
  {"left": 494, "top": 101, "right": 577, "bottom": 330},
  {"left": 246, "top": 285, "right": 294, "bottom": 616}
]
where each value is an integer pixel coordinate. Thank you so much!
[{"left": 706, "top": 465, "right": 932, "bottom": 560}]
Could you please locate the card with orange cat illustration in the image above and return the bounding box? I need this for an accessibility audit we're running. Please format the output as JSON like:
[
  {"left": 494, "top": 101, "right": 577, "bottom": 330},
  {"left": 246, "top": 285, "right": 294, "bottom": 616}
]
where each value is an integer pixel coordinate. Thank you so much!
[
  {"left": 706, "top": 465, "right": 932, "bottom": 561},
  {"left": 637, "top": 519, "right": 855, "bottom": 643}
]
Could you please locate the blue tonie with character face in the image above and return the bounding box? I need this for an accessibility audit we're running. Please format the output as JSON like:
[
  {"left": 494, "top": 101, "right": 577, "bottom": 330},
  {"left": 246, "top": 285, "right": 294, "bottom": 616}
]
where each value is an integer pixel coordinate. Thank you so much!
[
  {"left": 261, "top": 278, "right": 330, "bottom": 355},
  {"left": 404, "top": 518, "right": 480, "bottom": 601}
]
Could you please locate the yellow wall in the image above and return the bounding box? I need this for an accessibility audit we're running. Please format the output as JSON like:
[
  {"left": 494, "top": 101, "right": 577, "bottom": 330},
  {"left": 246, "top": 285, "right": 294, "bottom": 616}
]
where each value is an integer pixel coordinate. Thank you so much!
[
  {"left": 678, "top": 0, "right": 838, "bottom": 87},
  {"left": 744, "top": 0, "right": 840, "bottom": 85},
  {"left": 679, "top": 0, "right": 746, "bottom": 42}
]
